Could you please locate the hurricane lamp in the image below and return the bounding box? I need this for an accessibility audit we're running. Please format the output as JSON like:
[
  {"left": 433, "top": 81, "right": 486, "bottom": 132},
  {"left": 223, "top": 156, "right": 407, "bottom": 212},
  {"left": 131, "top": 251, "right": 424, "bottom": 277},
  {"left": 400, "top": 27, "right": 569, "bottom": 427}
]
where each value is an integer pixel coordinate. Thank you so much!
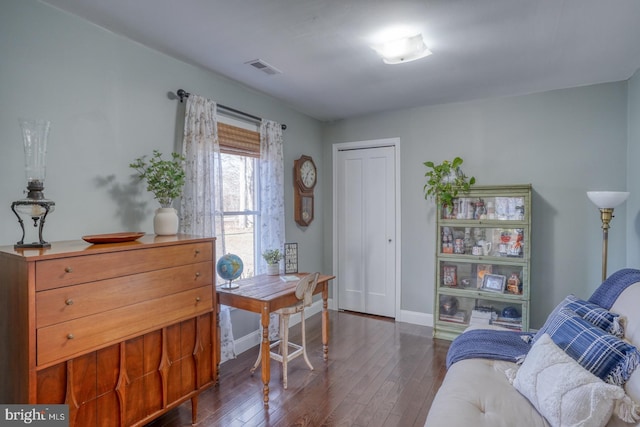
[{"left": 11, "top": 119, "right": 55, "bottom": 249}]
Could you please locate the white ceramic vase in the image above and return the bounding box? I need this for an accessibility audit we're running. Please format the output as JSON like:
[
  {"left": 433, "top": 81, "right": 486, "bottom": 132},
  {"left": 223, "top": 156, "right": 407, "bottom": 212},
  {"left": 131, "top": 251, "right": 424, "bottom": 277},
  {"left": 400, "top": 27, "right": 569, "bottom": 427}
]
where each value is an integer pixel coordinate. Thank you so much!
[
  {"left": 267, "top": 263, "right": 279, "bottom": 275},
  {"left": 154, "top": 207, "right": 179, "bottom": 235}
]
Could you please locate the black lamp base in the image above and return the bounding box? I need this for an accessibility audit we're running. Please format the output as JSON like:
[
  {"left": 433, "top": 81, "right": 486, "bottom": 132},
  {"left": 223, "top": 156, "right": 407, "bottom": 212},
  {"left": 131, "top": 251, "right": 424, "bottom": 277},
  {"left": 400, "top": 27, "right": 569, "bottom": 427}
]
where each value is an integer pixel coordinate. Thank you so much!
[
  {"left": 11, "top": 199, "right": 55, "bottom": 250},
  {"left": 14, "top": 242, "right": 52, "bottom": 249}
]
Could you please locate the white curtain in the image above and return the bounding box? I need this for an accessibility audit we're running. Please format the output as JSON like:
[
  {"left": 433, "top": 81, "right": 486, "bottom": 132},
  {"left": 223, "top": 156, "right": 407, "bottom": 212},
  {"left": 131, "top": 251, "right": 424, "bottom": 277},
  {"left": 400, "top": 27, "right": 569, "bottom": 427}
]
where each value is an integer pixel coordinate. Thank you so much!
[
  {"left": 259, "top": 119, "right": 286, "bottom": 340},
  {"left": 179, "top": 94, "right": 236, "bottom": 362}
]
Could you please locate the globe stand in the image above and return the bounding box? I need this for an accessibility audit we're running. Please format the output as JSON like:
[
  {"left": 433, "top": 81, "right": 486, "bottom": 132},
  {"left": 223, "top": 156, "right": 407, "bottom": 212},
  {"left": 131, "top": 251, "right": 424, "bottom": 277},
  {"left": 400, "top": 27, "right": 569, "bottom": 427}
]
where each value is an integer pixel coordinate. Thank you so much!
[
  {"left": 220, "top": 280, "right": 239, "bottom": 290},
  {"left": 216, "top": 253, "right": 243, "bottom": 290}
]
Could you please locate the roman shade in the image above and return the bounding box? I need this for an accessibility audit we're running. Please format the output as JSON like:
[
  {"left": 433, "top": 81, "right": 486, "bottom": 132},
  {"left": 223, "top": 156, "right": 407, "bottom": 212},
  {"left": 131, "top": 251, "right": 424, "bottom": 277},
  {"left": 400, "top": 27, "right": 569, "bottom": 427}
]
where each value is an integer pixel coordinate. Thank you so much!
[{"left": 218, "top": 122, "right": 260, "bottom": 157}]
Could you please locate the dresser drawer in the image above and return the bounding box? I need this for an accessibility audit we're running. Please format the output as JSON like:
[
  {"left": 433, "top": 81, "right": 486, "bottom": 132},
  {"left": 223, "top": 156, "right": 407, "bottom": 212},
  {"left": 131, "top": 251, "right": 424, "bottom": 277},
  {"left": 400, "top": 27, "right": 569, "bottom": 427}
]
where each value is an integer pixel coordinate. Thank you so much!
[
  {"left": 37, "top": 285, "right": 213, "bottom": 366},
  {"left": 35, "top": 242, "right": 212, "bottom": 291},
  {"left": 36, "top": 262, "right": 213, "bottom": 328}
]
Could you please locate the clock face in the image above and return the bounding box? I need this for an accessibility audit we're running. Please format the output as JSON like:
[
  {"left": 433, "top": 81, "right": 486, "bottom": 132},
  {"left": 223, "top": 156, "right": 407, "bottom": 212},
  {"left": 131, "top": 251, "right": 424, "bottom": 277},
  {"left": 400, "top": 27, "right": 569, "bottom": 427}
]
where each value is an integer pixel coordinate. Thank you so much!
[{"left": 300, "top": 159, "right": 316, "bottom": 189}]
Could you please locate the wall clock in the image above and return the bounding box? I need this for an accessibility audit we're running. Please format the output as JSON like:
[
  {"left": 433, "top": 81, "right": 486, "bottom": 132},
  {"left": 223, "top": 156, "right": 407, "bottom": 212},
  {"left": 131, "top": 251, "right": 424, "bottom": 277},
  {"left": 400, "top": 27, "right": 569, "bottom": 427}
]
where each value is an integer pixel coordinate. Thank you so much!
[{"left": 294, "top": 155, "right": 316, "bottom": 226}]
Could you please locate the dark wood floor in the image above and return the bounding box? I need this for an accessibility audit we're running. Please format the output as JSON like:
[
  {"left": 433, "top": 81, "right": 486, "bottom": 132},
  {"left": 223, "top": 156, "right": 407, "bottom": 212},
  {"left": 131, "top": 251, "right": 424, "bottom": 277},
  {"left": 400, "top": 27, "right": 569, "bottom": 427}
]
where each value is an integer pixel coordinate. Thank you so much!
[{"left": 146, "top": 310, "right": 450, "bottom": 427}]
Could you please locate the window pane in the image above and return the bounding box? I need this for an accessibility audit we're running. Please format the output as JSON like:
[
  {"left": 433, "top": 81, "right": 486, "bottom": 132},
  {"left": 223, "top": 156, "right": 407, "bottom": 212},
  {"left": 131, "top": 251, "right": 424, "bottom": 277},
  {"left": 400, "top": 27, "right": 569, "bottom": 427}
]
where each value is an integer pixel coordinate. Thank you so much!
[
  {"left": 223, "top": 214, "right": 256, "bottom": 278},
  {"left": 221, "top": 153, "right": 255, "bottom": 212}
]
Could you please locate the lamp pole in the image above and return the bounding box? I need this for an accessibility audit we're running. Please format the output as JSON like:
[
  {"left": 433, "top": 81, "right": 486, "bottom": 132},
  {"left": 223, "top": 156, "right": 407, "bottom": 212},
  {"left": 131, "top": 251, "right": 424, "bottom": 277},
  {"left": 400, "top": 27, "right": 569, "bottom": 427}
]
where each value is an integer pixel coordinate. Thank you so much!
[
  {"left": 598, "top": 208, "right": 615, "bottom": 283},
  {"left": 587, "top": 191, "right": 629, "bottom": 284}
]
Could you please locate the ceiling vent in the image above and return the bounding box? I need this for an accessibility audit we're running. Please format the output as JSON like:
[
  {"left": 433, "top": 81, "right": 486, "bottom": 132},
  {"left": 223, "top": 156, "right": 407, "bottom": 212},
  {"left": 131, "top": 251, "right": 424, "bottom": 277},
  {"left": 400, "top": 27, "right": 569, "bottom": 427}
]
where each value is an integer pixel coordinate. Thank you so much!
[{"left": 245, "top": 59, "right": 282, "bottom": 75}]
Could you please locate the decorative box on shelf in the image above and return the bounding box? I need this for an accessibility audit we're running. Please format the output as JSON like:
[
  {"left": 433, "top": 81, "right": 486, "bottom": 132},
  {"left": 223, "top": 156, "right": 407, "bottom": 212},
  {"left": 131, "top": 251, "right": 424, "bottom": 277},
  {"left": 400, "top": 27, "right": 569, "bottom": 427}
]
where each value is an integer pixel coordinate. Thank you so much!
[{"left": 434, "top": 184, "right": 532, "bottom": 341}]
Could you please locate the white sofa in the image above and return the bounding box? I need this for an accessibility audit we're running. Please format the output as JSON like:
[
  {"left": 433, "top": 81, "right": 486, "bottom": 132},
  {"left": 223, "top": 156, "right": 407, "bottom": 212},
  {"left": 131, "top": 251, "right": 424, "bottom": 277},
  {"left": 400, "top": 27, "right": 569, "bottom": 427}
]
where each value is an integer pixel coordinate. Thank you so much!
[{"left": 425, "top": 274, "right": 640, "bottom": 427}]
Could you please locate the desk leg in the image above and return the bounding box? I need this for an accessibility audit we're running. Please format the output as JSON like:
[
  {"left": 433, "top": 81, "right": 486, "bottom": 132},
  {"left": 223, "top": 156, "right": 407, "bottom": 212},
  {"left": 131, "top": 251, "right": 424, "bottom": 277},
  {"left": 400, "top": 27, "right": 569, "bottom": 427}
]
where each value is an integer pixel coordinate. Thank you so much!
[
  {"left": 215, "top": 302, "right": 220, "bottom": 385},
  {"left": 322, "top": 283, "right": 329, "bottom": 361},
  {"left": 261, "top": 305, "right": 270, "bottom": 408}
]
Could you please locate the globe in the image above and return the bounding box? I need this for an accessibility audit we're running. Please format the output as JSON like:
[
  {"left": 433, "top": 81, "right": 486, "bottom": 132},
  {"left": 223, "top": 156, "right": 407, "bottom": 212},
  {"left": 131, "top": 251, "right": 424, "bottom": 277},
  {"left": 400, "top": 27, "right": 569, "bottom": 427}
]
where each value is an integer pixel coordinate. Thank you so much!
[{"left": 217, "top": 254, "right": 243, "bottom": 289}]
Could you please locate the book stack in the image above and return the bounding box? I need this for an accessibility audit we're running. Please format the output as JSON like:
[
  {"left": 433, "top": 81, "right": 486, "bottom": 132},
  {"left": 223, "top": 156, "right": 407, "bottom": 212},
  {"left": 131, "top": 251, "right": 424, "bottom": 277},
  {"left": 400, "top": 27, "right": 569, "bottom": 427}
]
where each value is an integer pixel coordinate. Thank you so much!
[
  {"left": 469, "top": 309, "right": 493, "bottom": 326},
  {"left": 491, "top": 317, "right": 522, "bottom": 331},
  {"left": 439, "top": 310, "right": 467, "bottom": 324}
]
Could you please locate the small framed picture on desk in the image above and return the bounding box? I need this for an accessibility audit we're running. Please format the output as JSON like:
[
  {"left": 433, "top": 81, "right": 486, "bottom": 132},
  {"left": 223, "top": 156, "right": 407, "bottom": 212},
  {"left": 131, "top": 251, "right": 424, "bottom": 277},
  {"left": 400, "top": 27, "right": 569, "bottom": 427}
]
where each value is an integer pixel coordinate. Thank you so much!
[{"left": 284, "top": 242, "right": 298, "bottom": 274}]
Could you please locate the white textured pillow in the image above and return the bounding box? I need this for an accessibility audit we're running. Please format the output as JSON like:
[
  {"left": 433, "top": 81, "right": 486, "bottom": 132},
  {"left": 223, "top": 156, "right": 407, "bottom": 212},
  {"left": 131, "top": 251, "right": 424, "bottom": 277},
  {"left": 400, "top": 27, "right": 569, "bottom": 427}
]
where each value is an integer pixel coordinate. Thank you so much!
[{"left": 506, "top": 334, "right": 639, "bottom": 427}]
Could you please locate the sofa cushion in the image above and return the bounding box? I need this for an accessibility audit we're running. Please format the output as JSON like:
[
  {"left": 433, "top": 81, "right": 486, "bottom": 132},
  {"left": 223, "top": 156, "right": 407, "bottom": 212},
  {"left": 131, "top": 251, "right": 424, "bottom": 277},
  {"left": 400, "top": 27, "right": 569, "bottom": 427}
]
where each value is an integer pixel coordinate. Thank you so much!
[
  {"left": 543, "top": 308, "right": 640, "bottom": 386},
  {"left": 534, "top": 294, "right": 624, "bottom": 342},
  {"left": 509, "top": 334, "right": 637, "bottom": 427},
  {"left": 424, "top": 358, "right": 549, "bottom": 427}
]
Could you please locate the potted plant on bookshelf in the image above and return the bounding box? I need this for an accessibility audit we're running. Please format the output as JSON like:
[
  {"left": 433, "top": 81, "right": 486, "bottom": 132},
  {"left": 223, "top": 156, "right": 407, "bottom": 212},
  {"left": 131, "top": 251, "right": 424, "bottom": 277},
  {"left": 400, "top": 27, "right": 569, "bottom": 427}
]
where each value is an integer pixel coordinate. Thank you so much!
[
  {"left": 423, "top": 156, "right": 476, "bottom": 216},
  {"left": 262, "top": 249, "right": 283, "bottom": 275},
  {"left": 130, "top": 150, "right": 186, "bottom": 235}
]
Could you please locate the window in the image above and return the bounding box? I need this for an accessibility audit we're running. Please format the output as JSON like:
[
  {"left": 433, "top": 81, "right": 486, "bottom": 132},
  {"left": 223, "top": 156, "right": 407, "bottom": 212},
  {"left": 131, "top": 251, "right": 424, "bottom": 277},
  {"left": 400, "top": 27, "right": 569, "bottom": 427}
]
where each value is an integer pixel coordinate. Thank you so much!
[{"left": 219, "top": 118, "right": 260, "bottom": 277}]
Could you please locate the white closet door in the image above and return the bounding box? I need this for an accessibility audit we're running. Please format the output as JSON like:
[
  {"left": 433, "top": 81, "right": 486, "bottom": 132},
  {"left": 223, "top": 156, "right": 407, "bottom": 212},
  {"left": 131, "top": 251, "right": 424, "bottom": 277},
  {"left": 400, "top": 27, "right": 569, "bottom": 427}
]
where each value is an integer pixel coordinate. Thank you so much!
[{"left": 337, "top": 145, "right": 396, "bottom": 317}]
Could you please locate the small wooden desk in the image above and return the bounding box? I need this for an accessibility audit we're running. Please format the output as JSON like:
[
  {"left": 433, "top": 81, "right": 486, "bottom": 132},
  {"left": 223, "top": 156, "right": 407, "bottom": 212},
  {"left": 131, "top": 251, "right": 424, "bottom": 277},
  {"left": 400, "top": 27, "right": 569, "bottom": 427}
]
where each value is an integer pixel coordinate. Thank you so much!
[{"left": 216, "top": 273, "right": 334, "bottom": 407}]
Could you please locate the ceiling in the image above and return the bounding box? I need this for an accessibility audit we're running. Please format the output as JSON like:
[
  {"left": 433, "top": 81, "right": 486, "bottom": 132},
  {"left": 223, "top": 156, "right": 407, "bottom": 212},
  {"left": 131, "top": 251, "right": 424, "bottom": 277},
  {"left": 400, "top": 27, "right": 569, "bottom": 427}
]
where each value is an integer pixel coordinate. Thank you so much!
[{"left": 42, "top": 0, "right": 640, "bottom": 122}]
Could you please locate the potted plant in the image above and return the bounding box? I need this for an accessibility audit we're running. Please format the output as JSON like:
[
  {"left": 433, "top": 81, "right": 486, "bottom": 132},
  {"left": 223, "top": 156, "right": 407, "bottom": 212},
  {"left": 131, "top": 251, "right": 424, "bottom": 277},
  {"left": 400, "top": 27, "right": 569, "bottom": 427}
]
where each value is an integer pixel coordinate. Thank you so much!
[
  {"left": 130, "top": 150, "right": 186, "bottom": 235},
  {"left": 423, "top": 156, "right": 476, "bottom": 213},
  {"left": 262, "top": 249, "right": 283, "bottom": 275}
]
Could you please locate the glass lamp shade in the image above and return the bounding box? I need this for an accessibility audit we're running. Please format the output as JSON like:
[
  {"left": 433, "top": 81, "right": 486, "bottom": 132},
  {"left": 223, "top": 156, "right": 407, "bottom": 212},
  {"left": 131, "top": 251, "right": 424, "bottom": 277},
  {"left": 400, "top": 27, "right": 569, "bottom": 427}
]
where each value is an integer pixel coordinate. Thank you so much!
[
  {"left": 587, "top": 191, "right": 630, "bottom": 209},
  {"left": 20, "top": 118, "right": 50, "bottom": 185}
]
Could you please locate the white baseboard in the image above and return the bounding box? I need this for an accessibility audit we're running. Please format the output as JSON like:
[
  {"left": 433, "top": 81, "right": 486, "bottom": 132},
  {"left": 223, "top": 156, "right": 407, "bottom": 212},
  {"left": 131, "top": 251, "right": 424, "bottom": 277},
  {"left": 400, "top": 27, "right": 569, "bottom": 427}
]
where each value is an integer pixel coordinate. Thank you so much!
[
  {"left": 397, "top": 310, "right": 433, "bottom": 327},
  {"left": 231, "top": 300, "right": 433, "bottom": 356},
  {"left": 232, "top": 298, "right": 327, "bottom": 356},
  {"left": 233, "top": 328, "right": 261, "bottom": 356}
]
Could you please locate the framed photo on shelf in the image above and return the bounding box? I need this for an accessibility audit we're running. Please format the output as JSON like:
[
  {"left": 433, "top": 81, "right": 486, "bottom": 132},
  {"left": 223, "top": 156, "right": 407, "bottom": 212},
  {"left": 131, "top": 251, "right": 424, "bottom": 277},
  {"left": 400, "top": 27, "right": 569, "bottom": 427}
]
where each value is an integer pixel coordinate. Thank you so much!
[
  {"left": 442, "top": 265, "right": 457, "bottom": 287},
  {"left": 284, "top": 242, "right": 298, "bottom": 274},
  {"left": 476, "top": 264, "right": 493, "bottom": 288},
  {"left": 482, "top": 274, "right": 506, "bottom": 293}
]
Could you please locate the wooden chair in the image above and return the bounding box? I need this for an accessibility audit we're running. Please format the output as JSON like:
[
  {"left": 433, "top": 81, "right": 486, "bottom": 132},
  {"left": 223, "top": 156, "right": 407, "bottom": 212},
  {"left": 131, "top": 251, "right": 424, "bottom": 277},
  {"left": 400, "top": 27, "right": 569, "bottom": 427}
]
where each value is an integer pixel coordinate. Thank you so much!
[{"left": 251, "top": 272, "right": 320, "bottom": 389}]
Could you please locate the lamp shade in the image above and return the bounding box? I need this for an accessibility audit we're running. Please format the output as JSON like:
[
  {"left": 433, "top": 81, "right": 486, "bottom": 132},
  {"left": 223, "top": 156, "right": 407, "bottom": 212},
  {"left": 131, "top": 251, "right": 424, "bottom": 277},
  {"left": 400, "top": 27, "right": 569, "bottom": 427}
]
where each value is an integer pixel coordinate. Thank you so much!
[{"left": 587, "top": 191, "right": 630, "bottom": 208}]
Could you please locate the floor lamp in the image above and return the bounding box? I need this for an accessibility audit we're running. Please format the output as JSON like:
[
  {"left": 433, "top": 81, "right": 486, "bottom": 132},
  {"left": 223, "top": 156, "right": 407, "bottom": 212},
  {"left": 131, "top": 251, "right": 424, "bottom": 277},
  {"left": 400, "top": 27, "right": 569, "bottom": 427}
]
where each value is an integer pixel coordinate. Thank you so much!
[{"left": 587, "top": 191, "right": 630, "bottom": 283}]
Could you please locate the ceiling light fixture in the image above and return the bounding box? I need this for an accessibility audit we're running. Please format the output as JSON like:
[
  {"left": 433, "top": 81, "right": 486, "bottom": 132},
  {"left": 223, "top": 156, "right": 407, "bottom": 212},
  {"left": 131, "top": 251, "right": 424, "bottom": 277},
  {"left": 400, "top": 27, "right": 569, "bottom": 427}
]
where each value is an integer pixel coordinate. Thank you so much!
[{"left": 372, "top": 33, "right": 432, "bottom": 65}]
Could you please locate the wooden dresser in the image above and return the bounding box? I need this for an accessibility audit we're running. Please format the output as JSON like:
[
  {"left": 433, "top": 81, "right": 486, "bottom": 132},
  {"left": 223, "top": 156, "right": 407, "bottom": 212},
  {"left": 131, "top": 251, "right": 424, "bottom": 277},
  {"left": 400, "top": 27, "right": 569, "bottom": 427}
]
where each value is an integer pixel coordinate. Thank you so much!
[{"left": 0, "top": 234, "right": 217, "bottom": 426}]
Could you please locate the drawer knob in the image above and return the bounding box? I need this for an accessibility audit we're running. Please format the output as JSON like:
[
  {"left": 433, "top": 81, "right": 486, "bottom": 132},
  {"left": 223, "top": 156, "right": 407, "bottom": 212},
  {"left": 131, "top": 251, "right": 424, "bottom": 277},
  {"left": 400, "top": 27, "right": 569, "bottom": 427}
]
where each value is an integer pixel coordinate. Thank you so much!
[
  {"left": 195, "top": 272, "right": 201, "bottom": 277},
  {"left": 67, "top": 333, "right": 74, "bottom": 340},
  {"left": 65, "top": 299, "right": 74, "bottom": 306},
  {"left": 195, "top": 297, "right": 201, "bottom": 303},
  {"left": 195, "top": 249, "right": 201, "bottom": 255},
  {"left": 64, "top": 267, "right": 73, "bottom": 273}
]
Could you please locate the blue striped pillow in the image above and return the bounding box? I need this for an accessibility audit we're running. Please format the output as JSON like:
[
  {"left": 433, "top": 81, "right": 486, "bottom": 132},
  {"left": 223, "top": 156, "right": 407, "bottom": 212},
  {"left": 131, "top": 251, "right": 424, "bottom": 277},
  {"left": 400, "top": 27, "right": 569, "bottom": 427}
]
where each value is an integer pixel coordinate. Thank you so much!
[
  {"left": 564, "top": 295, "right": 624, "bottom": 337},
  {"left": 544, "top": 308, "right": 640, "bottom": 386},
  {"left": 534, "top": 294, "right": 624, "bottom": 342}
]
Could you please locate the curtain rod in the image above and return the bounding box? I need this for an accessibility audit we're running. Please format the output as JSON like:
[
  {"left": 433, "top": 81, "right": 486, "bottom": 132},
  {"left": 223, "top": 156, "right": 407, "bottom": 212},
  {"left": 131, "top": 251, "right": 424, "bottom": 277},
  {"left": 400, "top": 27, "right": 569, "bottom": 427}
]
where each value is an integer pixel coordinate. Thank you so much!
[{"left": 176, "top": 89, "right": 287, "bottom": 130}]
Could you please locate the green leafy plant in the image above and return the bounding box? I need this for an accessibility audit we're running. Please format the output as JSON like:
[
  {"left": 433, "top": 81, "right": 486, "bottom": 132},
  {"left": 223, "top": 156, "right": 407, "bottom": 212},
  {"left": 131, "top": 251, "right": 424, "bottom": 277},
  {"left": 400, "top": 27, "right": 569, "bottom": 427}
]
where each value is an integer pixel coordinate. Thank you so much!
[
  {"left": 423, "top": 157, "right": 476, "bottom": 207},
  {"left": 262, "top": 249, "right": 283, "bottom": 265},
  {"left": 130, "top": 150, "right": 186, "bottom": 208}
]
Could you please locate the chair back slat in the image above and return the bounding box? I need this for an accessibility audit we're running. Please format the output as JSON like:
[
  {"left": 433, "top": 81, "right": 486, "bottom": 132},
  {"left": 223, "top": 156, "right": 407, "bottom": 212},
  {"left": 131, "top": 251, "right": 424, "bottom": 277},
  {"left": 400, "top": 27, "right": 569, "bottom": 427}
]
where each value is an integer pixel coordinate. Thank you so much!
[{"left": 295, "top": 273, "right": 320, "bottom": 307}]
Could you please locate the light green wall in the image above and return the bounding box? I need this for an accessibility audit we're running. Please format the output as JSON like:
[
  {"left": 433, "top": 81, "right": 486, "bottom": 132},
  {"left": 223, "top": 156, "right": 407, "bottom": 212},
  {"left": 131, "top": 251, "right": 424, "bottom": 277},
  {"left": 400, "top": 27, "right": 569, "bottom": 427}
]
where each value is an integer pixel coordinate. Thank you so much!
[
  {"left": 324, "top": 82, "right": 630, "bottom": 328},
  {"left": 2, "top": 0, "right": 638, "bottom": 334},
  {"left": 0, "top": 0, "right": 325, "bottom": 341},
  {"left": 627, "top": 69, "right": 640, "bottom": 265},
  {"left": 0, "top": 0, "right": 324, "bottom": 267}
]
